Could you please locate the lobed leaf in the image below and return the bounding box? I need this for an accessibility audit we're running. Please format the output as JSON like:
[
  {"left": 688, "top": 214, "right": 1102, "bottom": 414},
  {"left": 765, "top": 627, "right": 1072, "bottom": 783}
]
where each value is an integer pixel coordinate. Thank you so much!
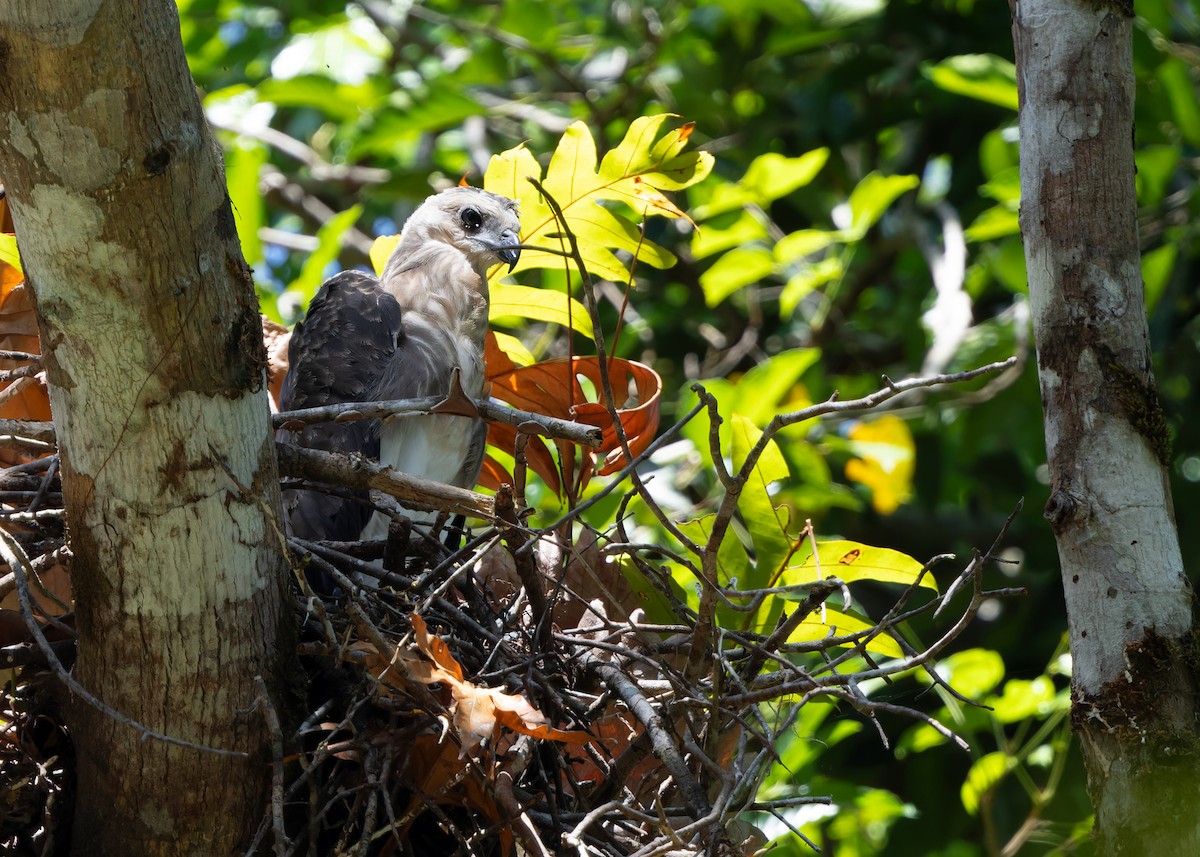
[{"left": 483, "top": 115, "right": 712, "bottom": 285}]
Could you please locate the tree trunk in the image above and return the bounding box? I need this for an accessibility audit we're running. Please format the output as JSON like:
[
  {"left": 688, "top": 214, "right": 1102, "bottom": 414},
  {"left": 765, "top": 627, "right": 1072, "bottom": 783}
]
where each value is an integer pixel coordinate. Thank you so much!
[
  {"left": 1012, "top": 1, "right": 1200, "bottom": 852},
  {"left": 0, "top": 1, "right": 294, "bottom": 854}
]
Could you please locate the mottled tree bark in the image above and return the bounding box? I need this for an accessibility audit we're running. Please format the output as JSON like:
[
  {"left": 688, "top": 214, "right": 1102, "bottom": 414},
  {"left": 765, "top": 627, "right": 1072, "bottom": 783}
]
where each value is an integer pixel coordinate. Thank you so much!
[
  {"left": 1013, "top": 1, "right": 1200, "bottom": 853},
  {"left": 0, "top": 1, "right": 294, "bottom": 854}
]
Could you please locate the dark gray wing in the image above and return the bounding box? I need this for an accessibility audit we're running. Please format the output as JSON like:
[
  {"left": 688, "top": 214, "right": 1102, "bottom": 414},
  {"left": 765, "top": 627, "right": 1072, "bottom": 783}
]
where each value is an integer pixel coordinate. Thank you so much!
[{"left": 278, "top": 270, "right": 401, "bottom": 543}]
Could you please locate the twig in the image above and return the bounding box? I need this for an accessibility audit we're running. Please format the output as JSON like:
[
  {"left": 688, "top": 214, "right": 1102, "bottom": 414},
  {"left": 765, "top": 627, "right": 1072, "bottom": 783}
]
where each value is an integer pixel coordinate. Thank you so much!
[
  {"left": 254, "top": 676, "right": 288, "bottom": 857},
  {"left": 274, "top": 393, "right": 602, "bottom": 448},
  {"left": 276, "top": 441, "right": 494, "bottom": 519}
]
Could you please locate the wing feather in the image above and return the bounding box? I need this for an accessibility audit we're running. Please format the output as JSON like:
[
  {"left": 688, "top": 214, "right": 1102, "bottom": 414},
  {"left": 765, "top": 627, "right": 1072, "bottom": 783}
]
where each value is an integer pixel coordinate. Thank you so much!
[{"left": 278, "top": 270, "right": 401, "bottom": 543}]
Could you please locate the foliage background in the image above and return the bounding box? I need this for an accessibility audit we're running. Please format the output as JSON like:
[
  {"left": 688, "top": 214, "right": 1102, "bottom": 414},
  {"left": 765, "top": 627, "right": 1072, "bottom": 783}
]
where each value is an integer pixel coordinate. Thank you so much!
[{"left": 179, "top": 0, "right": 1200, "bottom": 853}]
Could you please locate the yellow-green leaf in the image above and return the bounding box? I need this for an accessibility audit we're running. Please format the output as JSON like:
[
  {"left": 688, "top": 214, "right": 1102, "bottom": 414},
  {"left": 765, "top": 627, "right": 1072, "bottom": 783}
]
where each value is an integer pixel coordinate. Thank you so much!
[
  {"left": 775, "top": 229, "right": 837, "bottom": 265},
  {"left": 790, "top": 608, "right": 902, "bottom": 658},
  {"left": 226, "top": 140, "right": 267, "bottom": 266},
  {"left": 0, "top": 234, "right": 21, "bottom": 274},
  {"left": 490, "top": 331, "right": 535, "bottom": 367},
  {"left": 490, "top": 283, "right": 594, "bottom": 338},
  {"left": 961, "top": 752, "right": 1014, "bottom": 815},
  {"left": 370, "top": 234, "right": 399, "bottom": 276},
  {"left": 731, "top": 414, "right": 791, "bottom": 583},
  {"left": 847, "top": 172, "right": 920, "bottom": 238},
  {"left": 917, "top": 648, "right": 1004, "bottom": 697},
  {"left": 844, "top": 415, "right": 914, "bottom": 515},
  {"left": 485, "top": 117, "right": 712, "bottom": 283},
  {"left": 780, "top": 256, "right": 843, "bottom": 317},
  {"left": 925, "top": 54, "right": 1019, "bottom": 111},
  {"left": 292, "top": 204, "right": 362, "bottom": 303},
  {"left": 739, "top": 149, "right": 829, "bottom": 204},
  {"left": 964, "top": 205, "right": 1020, "bottom": 243},
  {"left": 700, "top": 246, "right": 775, "bottom": 306},
  {"left": 691, "top": 210, "right": 769, "bottom": 260},
  {"left": 783, "top": 539, "right": 935, "bottom": 592}
]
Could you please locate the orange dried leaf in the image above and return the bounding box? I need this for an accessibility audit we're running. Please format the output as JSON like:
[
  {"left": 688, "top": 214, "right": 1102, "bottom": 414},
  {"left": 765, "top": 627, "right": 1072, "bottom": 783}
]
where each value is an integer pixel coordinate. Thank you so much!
[
  {"left": 411, "top": 612, "right": 464, "bottom": 681},
  {"left": 485, "top": 355, "right": 662, "bottom": 494}
]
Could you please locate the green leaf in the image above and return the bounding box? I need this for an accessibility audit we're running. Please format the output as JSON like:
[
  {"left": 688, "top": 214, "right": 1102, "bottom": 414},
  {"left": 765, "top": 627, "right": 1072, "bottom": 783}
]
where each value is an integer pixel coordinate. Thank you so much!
[
  {"left": 783, "top": 539, "right": 935, "bottom": 592},
  {"left": 961, "top": 752, "right": 1014, "bottom": 815},
  {"left": 964, "top": 205, "right": 1020, "bottom": 243},
  {"left": 846, "top": 172, "right": 920, "bottom": 238},
  {"left": 290, "top": 205, "right": 362, "bottom": 304},
  {"left": 739, "top": 148, "right": 830, "bottom": 205},
  {"left": 775, "top": 229, "right": 837, "bottom": 265},
  {"left": 790, "top": 608, "right": 902, "bottom": 658},
  {"left": 0, "top": 233, "right": 21, "bottom": 274},
  {"left": 731, "top": 414, "right": 792, "bottom": 583},
  {"left": 1135, "top": 145, "right": 1180, "bottom": 207},
  {"left": 700, "top": 246, "right": 775, "bottom": 306},
  {"left": 987, "top": 676, "right": 1061, "bottom": 723},
  {"left": 490, "top": 283, "right": 594, "bottom": 338},
  {"left": 1143, "top": 244, "right": 1176, "bottom": 314},
  {"left": 726, "top": 348, "right": 820, "bottom": 424},
  {"left": 225, "top": 140, "right": 268, "bottom": 267},
  {"left": 918, "top": 648, "right": 1005, "bottom": 697},
  {"left": 925, "top": 54, "right": 1019, "bottom": 111},
  {"left": 691, "top": 210, "right": 769, "bottom": 259},
  {"left": 743, "top": 149, "right": 829, "bottom": 200},
  {"left": 1158, "top": 58, "right": 1200, "bottom": 146},
  {"left": 979, "top": 167, "right": 1021, "bottom": 205},
  {"left": 679, "top": 516, "right": 750, "bottom": 588},
  {"left": 780, "top": 256, "right": 843, "bottom": 317}
]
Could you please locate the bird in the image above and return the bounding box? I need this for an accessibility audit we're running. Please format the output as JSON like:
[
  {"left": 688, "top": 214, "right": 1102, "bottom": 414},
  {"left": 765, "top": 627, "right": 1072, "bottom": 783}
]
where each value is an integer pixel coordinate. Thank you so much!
[{"left": 278, "top": 187, "right": 521, "bottom": 575}]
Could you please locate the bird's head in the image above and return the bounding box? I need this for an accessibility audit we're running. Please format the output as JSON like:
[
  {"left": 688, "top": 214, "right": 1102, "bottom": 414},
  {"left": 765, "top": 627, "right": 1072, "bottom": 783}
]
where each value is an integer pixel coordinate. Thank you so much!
[{"left": 404, "top": 187, "right": 522, "bottom": 276}]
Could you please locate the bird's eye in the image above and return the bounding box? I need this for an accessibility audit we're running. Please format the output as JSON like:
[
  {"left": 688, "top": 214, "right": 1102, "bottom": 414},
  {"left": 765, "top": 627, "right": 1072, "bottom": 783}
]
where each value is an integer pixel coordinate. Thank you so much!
[{"left": 460, "top": 207, "right": 483, "bottom": 231}]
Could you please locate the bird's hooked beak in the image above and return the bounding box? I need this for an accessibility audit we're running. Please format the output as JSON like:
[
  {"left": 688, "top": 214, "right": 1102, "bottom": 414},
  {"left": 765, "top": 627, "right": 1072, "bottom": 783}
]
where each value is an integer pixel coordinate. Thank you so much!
[{"left": 492, "top": 230, "right": 521, "bottom": 271}]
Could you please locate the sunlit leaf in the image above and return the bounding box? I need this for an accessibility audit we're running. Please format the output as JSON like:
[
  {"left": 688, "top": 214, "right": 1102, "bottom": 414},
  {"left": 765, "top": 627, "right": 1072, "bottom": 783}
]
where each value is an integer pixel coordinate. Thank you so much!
[
  {"left": 783, "top": 540, "right": 935, "bottom": 592},
  {"left": 370, "top": 234, "right": 398, "bottom": 276},
  {"left": 987, "top": 676, "right": 1063, "bottom": 723},
  {"left": 846, "top": 172, "right": 920, "bottom": 238},
  {"left": 290, "top": 205, "right": 362, "bottom": 303},
  {"left": 731, "top": 414, "right": 792, "bottom": 583},
  {"left": 484, "top": 116, "right": 713, "bottom": 283},
  {"left": 490, "top": 283, "right": 594, "bottom": 338},
  {"left": 694, "top": 148, "right": 830, "bottom": 219},
  {"left": 0, "top": 234, "right": 22, "bottom": 276},
  {"left": 691, "top": 210, "right": 769, "bottom": 260},
  {"left": 488, "top": 330, "right": 535, "bottom": 367},
  {"left": 843, "top": 415, "right": 915, "bottom": 515},
  {"left": 918, "top": 648, "right": 1004, "bottom": 697},
  {"left": 225, "top": 140, "right": 267, "bottom": 266},
  {"left": 964, "top": 205, "right": 1020, "bottom": 243},
  {"left": 775, "top": 228, "right": 837, "bottom": 265},
  {"left": 740, "top": 149, "right": 830, "bottom": 203},
  {"left": 728, "top": 348, "right": 819, "bottom": 424},
  {"left": 789, "top": 608, "right": 902, "bottom": 658},
  {"left": 700, "top": 246, "right": 775, "bottom": 306},
  {"left": 780, "top": 256, "right": 843, "bottom": 317},
  {"left": 925, "top": 54, "right": 1019, "bottom": 111},
  {"left": 961, "top": 752, "right": 1014, "bottom": 815}
]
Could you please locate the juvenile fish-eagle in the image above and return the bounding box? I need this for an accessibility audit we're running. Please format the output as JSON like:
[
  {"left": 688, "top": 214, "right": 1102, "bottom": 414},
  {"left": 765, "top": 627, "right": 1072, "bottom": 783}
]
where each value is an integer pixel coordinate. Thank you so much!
[{"left": 279, "top": 187, "right": 521, "bottom": 552}]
